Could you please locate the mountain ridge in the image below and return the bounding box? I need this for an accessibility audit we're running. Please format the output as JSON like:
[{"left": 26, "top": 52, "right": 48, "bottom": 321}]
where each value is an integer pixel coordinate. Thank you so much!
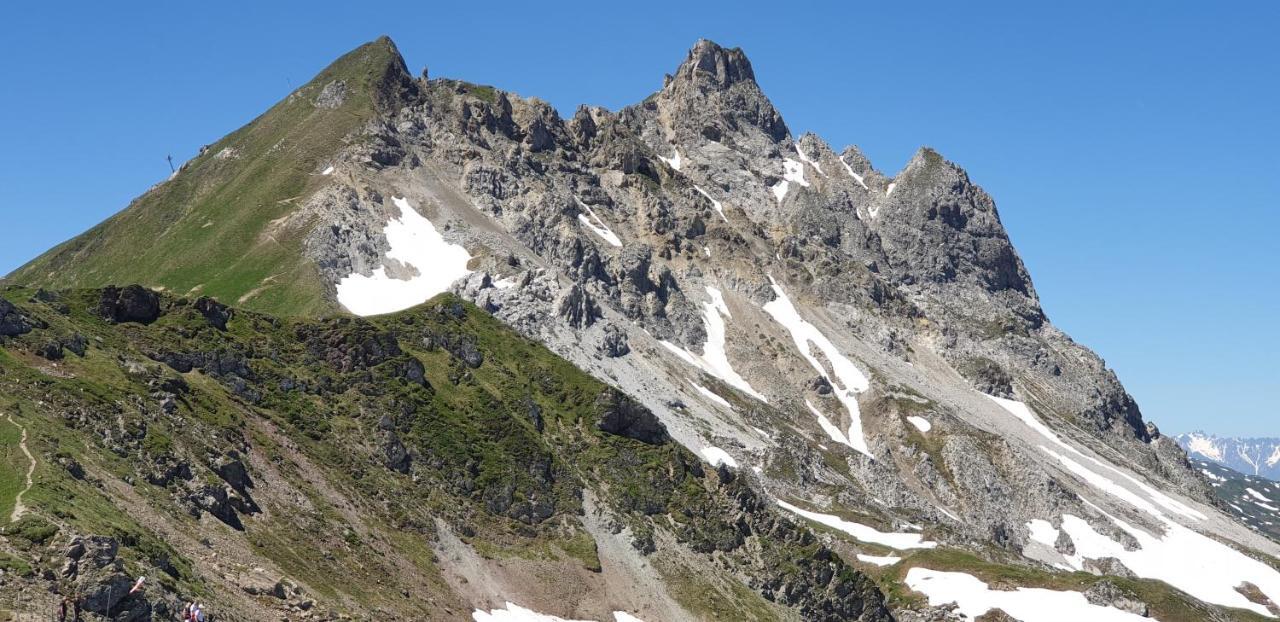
[{"left": 3, "top": 36, "right": 1279, "bottom": 621}]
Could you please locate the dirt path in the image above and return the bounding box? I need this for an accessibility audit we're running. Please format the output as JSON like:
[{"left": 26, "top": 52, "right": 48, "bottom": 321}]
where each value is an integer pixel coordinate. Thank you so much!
[{"left": 6, "top": 413, "right": 35, "bottom": 523}]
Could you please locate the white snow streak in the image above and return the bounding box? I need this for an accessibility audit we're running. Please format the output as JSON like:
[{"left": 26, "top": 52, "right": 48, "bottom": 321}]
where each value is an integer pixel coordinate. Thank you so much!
[
  {"left": 795, "top": 145, "right": 826, "bottom": 176},
  {"left": 575, "top": 198, "right": 623, "bottom": 247},
  {"left": 336, "top": 197, "right": 472, "bottom": 316},
  {"left": 658, "top": 150, "right": 682, "bottom": 171},
  {"left": 886, "top": 182, "right": 896, "bottom": 196},
  {"left": 700, "top": 446, "right": 738, "bottom": 469},
  {"left": 660, "top": 287, "right": 766, "bottom": 402},
  {"left": 321, "top": 165, "right": 335, "bottom": 175},
  {"left": 806, "top": 400, "right": 857, "bottom": 450},
  {"left": 690, "top": 381, "right": 733, "bottom": 410},
  {"left": 986, "top": 395, "right": 1205, "bottom": 521},
  {"left": 906, "top": 568, "right": 1150, "bottom": 622},
  {"left": 906, "top": 416, "right": 932, "bottom": 433},
  {"left": 838, "top": 156, "right": 869, "bottom": 190},
  {"left": 693, "top": 185, "right": 728, "bottom": 222},
  {"left": 1248, "top": 488, "right": 1274, "bottom": 503},
  {"left": 776, "top": 501, "right": 936, "bottom": 550},
  {"left": 765, "top": 278, "right": 872, "bottom": 458}
]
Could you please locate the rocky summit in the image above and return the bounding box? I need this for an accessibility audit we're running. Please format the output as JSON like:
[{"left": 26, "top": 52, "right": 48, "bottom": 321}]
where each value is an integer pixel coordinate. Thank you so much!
[{"left": 3, "top": 36, "right": 1280, "bottom": 621}]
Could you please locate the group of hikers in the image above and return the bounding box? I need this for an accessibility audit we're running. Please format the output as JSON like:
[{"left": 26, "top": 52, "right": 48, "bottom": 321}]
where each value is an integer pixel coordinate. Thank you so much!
[
  {"left": 53, "top": 597, "right": 208, "bottom": 621},
  {"left": 180, "top": 601, "right": 208, "bottom": 621}
]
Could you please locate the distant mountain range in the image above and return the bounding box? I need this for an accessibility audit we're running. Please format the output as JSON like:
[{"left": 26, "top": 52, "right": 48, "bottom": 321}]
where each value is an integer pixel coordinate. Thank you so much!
[
  {"left": 1192, "top": 459, "right": 1280, "bottom": 541},
  {"left": 1176, "top": 432, "right": 1280, "bottom": 480}
]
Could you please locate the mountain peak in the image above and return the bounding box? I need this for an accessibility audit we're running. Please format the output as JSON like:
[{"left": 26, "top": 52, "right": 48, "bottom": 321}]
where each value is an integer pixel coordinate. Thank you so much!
[
  {"left": 316, "top": 35, "right": 417, "bottom": 112},
  {"left": 672, "top": 39, "right": 757, "bottom": 89}
]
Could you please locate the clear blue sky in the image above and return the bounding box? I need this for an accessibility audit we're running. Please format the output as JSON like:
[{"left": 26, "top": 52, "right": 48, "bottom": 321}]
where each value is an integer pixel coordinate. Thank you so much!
[{"left": 1, "top": 1, "right": 1276, "bottom": 436}]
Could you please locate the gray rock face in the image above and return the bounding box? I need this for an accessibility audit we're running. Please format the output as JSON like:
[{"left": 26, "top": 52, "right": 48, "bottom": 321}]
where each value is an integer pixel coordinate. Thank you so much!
[
  {"left": 314, "top": 79, "right": 348, "bottom": 109},
  {"left": 595, "top": 389, "right": 668, "bottom": 445}
]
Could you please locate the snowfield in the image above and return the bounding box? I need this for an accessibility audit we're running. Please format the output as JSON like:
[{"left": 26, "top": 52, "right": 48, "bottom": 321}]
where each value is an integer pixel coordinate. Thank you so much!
[
  {"left": 660, "top": 287, "right": 767, "bottom": 402},
  {"left": 992, "top": 396, "right": 1280, "bottom": 616},
  {"left": 776, "top": 500, "right": 936, "bottom": 550},
  {"left": 336, "top": 197, "right": 473, "bottom": 316},
  {"left": 766, "top": 278, "right": 872, "bottom": 457},
  {"left": 906, "top": 568, "right": 1151, "bottom": 621}
]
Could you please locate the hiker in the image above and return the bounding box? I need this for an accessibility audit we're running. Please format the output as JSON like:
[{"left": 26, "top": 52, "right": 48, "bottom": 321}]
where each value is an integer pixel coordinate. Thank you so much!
[
  {"left": 195, "top": 603, "right": 207, "bottom": 622},
  {"left": 56, "top": 597, "right": 69, "bottom": 622},
  {"left": 72, "top": 596, "right": 82, "bottom": 622},
  {"left": 182, "top": 601, "right": 194, "bottom": 621}
]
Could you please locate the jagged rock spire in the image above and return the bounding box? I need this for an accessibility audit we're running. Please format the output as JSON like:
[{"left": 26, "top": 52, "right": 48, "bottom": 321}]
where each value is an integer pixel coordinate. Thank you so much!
[
  {"left": 671, "top": 39, "right": 758, "bottom": 89},
  {"left": 655, "top": 39, "right": 789, "bottom": 144}
]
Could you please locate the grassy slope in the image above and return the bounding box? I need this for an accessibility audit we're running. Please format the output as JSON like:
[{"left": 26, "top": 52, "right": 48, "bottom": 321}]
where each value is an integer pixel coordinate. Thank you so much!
[
  {"left": 0, "top": 287, "right": 885, "bottom": 620},
  {"left": 5, "top": 38, "right": 406, "bottom": 318}
]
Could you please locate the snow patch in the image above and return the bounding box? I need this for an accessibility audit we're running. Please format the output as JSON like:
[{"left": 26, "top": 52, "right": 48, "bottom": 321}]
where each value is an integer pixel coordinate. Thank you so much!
[
  {"left": 661, "top": 287, "right": 766, "bottom": 402},
  {"left": 856, "top": 554, "right": 901, "bottom": 566},
  {"left": 1248, "top": 488, "right": 1274, "bottom": 503},
  {"left": 765, "top": 278, "right": 872, "bottom": 458},
  {"left": 321, "top": 165, "right": 335, "bottom": 175},
  {"left": 886, "top": 182, "right": 896, "bottom": 196},
  {"left": 906, "top": 568, "right": 1150, "bottom": 622},
  {"left": 906, "top": 416, "right": 932, "bottom": 433},
  {"left": 576, "top": 198, "right": 622, "bottom": 247},
  {"left": 336, "top": 197, "right": 472, "bottom": 316},
  {"left": 472, "top": 603, "right": 590, "bottom": 622},
  {"left": 473, "top": 605, "right": 645, "bottom": 622},
  {"left": 658, "top": 150, "right": 682, "bottom": 171},
  {"left": 693, "top": 185, "right": 728, "bottom": 222},
  {"left": 700, "top": 446, "right": 738, "bottom": 469},
  {"left": 770, "top": 158, "right": 809, "bottom": 202},
  {"left": 776, "top": 500, "right": 936, "bottom": 550}
]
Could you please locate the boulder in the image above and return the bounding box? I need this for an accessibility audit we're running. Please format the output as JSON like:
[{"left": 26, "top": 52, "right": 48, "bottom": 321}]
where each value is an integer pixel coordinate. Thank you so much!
[
  {"left": 0, "top": 298, "right": 36, "bottom": 336},
  {"left": 97, "top": 285, "right": 161, "bottom": 324},
  {"left": 1083, "top": 579, "right": 1149, "bottom": 616}
]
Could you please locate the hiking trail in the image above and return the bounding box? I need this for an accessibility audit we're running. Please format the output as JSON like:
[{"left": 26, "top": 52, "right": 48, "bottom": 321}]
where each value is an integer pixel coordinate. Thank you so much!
[{"left": 6, "top": 413, "right": 35, "bottom": 523}]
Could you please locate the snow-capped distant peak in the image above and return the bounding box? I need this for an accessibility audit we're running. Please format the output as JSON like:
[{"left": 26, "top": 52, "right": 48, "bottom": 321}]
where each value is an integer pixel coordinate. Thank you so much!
[
  {"left": 1184, "top": 432, "right": 1225, "bottom": 462},
  {"left": 1175, "top": 432, "right": 1280, "bottom": 481}
]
